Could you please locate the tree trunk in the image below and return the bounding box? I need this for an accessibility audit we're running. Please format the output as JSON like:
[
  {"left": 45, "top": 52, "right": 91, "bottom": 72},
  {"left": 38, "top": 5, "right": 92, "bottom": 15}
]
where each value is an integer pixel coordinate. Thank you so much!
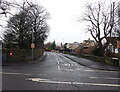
[
  {"left": 97, "top": 41, "right": 105, "bottom": 56},
  {"left": 99, "top": 47, "right": 105, "bottom": 56}
]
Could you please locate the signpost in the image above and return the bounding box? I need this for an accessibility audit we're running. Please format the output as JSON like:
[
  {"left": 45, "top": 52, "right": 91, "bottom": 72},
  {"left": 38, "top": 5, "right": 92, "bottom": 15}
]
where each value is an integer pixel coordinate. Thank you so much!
[
  {"left": 117, "top": 41, "right": 120, "bottom": 48},
  {"left": 31, "top": 43, "right": 35, "bottom": 61},
  {"left": 31, "top": 43, "right": 35, "bottom": 48},
  {"left": 31, "top": 26, "right": 34, "bottom": 61},
  {"left": 117, "top": 41, "right": 120, "bottom": 66}
]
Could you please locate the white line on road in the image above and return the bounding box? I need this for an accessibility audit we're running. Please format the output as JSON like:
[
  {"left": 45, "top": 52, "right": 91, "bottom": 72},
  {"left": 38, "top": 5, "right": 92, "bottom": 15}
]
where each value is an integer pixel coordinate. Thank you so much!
[
  {"left": 90, "top": 77, "right": 120, "bottom": 80},
  {"left": 56, "top": 68, "right": 119, "bottom": 73},
  {"left": 56, "top": 58, "right": 58, "bottom": 61},
  {"left": 0, "top": 72, "right": 32, "bottom": 76},
  {"left": 56, "top": 58, "right": 60, "bottom": 65},
  {"left": 0, "top": 72, "right": 46, "bottom": 76},
  {"left": 84, "top": 70, "right": 119, "bottom": 73},
  {"left": 61, "top": 69, "right": 74, "bottom": 71},
  {"left": 27, "top": 77, "right": 120, "bottom": 87},
  {"left": 57, "top": 61, "right": 59, "bottom": 64},
  {"left": 58, "top": 66, "right": 60, "bottom": 70}
]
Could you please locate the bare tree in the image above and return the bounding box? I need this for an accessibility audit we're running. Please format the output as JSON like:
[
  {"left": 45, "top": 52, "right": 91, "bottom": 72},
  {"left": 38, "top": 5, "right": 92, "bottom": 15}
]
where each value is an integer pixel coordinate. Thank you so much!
[
  {"left": 0, "top": 0, "right": 14, "bottom": 16},
  {"left": 3, "top": 1, "right": 49, "bottom": 49},
  {"left": 25, "top": 2, "right": 49, "bottom": 48},
  {"left": 113, "top": 3, "right": 120, "bottom": 38},
  {"left": 83, "top": 2, "right": 119, "bottom": 56},
  {"left": 15, "top": 1, "right": 50, "bottom": 48}
]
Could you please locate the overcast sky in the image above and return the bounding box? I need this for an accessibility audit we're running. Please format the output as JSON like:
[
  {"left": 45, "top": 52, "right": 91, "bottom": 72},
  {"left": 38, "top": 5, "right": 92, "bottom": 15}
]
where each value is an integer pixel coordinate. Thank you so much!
[{"left": 0, "top": 0, "right": 119, "bottom": 45}]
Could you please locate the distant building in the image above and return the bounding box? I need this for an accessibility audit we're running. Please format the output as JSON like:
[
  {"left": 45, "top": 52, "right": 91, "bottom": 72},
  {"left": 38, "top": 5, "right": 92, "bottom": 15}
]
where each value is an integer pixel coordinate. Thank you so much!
[
  {"left": 75, "top": 38, "right": 96, "bottom": 55},
  {"left": 66, "top": 42, "right": 80, "bottom": 50},
  {"left": 62, "top": 42, "right": 80, "bottom": 54},
  {"left": 82, "top": 38, "right": 95, "bottom": 49}
]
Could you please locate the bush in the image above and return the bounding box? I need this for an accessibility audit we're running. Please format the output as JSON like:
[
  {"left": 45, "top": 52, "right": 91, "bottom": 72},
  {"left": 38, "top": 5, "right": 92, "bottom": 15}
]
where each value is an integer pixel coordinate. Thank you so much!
[{"left": 93, "top": 46, "right": 101, "bottom": 56}]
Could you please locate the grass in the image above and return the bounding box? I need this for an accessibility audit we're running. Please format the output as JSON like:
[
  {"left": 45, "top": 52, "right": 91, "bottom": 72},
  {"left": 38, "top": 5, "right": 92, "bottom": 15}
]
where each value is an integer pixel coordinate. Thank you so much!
[{"left": 73, "top": 54, "right": 114, "bottom": 66}]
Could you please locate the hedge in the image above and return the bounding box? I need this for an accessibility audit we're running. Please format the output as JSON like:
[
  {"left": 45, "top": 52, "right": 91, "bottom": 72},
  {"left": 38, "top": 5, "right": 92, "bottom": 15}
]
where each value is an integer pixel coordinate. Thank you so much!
[{"left": 2, "top": 49, "right": 43, "bottom": 62}]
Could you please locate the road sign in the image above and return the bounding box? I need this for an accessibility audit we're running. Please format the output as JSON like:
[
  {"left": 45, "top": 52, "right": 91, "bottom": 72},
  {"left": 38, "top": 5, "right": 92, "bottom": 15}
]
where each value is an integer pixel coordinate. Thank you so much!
[
  {"left": 117, "top": 41, "right": 120, "bottom": 48},
  {"left": 31, "top": 43, "right": 35, "bottom": 48},
  {"left": 10, "top": 51, "right": 13, "bottom": 57}
]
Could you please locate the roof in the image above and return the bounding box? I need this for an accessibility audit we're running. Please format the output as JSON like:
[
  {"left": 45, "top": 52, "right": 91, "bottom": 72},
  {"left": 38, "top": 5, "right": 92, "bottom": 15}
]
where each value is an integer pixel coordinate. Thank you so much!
[{"left": 83, "top": 40, "right": 94, "bottom": 43}]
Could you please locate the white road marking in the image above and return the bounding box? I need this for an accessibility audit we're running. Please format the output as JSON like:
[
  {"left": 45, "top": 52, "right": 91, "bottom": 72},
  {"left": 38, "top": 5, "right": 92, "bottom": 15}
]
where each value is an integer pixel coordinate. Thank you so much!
[
  {"left": 71, "top": 63, "right": 74, "bottom": 66},
  {"left": 58, "top": 66, "right": 60, "bottom": 70},
  {"left": 63, "top": 64, "right": 71, "bottom": 66},
  {"left": 27, "top": 78, "right": 47, "bottom": 81},
  {"left": 61, "top": 69, "right": 74, "bottom": 71},
  {"left": 72, "top": 82, "right": 120, "bottom": 87},
  {"left": 84, "top": 70, "right": 119, "bottom": 73},
  {"left": 84, "top": 70, "right": 96, "bottom": 72},
  {"left": 90, "top": 77, "right": 120, "bottom": 80},
  {"left": 56, "top": 58, "right": 60, "bottom": 65},
  {"left": 27, "top": 78, "right": 120, "bottom": 87},
  {"left": 56, "top": 58, "right": 58, "bottom": 61},
  {"left": 57, "top": 61, "right": 59, "bottom": 64},
  {"left": 56, "top": 58, "right": 60, "bottom": 70},
  {"left": 59, "top": 68, "right": 120, "bottom": 74},
  {"left": 0, "top": 72, "right": 46, "bottom": 76},
  {"left": 1, "top": 72, "right": 32, "bottom": 76}
]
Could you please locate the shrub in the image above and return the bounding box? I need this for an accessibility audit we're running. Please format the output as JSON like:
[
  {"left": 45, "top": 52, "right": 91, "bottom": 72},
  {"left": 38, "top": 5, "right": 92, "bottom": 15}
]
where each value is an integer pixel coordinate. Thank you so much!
[{"left": 93, "top": 46, "right": 101, "bottom": 56}]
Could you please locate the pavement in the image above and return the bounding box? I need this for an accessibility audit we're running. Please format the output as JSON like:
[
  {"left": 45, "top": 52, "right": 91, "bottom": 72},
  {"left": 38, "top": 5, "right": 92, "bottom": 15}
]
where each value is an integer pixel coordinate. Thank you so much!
[{"left": 64, "top": 54, "right": 120, "bottom": 71}]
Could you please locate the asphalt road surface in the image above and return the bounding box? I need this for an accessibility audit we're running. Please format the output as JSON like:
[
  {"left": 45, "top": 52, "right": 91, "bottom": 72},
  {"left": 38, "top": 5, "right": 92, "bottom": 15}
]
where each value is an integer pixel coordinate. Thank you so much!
[{"left": 2, "top": 52, "right": 120, "bottom": 91}]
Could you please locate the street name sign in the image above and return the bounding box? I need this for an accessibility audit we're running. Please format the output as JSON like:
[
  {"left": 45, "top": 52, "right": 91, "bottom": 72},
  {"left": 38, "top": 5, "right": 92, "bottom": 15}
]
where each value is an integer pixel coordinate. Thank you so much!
[
  {"left": 31, "top": 43, "right": 35, "bottom": 48},
  {"left": 117, "top": 41, "right": 120, "bottom": 48}
]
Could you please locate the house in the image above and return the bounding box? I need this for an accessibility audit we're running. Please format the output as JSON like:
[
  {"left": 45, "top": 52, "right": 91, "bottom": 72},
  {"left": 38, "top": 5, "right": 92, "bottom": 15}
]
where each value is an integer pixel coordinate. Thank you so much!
[
  {"left": 82, "top": 38, "right": 95, "bottom": 49},
  {"left": 66, "top": 42, "right": 80, "bottom": 50},
  {"left": 75, "top": 38, "right": 96, "bottom": 55},
  {"left": 63, "top": 42, "right": 80, "bottom": 54},
  {"left": 106, "top": 37, "right": 118, "bottom": 54},
  {"left": 105, "top": 37, "right": 119, "bottom": 55}
]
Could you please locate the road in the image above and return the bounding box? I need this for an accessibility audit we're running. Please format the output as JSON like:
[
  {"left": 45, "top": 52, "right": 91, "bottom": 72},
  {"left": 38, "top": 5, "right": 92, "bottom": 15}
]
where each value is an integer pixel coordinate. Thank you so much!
[{"left": 2, "top": 52, "right": 120, "bottom": 91}]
